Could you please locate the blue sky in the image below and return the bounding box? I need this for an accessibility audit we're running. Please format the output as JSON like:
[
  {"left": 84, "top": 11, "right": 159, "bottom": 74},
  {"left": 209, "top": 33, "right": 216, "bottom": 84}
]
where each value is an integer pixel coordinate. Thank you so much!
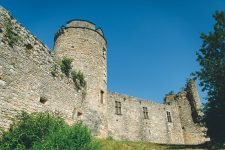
[{"left": 1, "top": 0, "right": 225, "bottom": 103}]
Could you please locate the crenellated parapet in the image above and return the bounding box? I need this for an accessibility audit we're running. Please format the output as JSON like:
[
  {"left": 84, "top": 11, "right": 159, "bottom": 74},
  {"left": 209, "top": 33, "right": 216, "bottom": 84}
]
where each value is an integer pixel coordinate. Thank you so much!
[{"left": 54, "top": 20, "right": 106, "bottom": 43}]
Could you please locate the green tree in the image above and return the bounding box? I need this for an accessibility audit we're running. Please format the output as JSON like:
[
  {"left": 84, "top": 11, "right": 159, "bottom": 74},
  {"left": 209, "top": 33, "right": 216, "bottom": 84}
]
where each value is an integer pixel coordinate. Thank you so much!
[{"left": 194, "top": 11, "right": 225, "bottom": 146}]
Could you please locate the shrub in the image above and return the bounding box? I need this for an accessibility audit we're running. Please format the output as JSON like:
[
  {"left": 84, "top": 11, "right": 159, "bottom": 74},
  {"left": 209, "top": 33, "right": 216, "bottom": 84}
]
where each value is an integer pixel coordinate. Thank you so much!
[
  {"left": 165, "top": 91, "right": 174, "bottom": 96},
  {"left": 58, "top": 57, "right": 87, "bottom": 91},
  {"left": 71, "top": 70, "right": 86, "bottom": 90},
  {"left": 33, "top": 123, "right": 100, "bottom": 150},
  {"left": 0, "top": 112, "right": 100, "bottom": 150},
  {"left": 76, "top": 71, "right": 86, "bottom": 87},
  {"left": 0, "top": 111, "right": 65, "bottom": 150},
  {"left": 50, "top": 64, "right": 59, "bottom": 77},
  {"left": 60, "top": 57, "right": 73, "bottom": 77},
  {"left": 106, "top": 136, "right": 113, "bottom": 140},
  {"left": 3, "top": 15, "right": 20, "bottom": 46}
]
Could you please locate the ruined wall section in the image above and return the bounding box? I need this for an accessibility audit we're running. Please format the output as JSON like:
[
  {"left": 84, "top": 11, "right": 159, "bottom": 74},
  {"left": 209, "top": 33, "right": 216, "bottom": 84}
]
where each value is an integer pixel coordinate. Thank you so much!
[
  {"left": 54, "top": 20, "right": 108, "bottom": 137},
  {"left": 186, "top": 80, "right": 203, "bottom": 121},
  {"left": 107, "top": 91, "right": 184, "bottom": 144},
  {"left": 0, "top": 7, "right": 83, "bottom": 131},
  {"left": 175, "top": 90, "right": 206, "bottom": 144}
]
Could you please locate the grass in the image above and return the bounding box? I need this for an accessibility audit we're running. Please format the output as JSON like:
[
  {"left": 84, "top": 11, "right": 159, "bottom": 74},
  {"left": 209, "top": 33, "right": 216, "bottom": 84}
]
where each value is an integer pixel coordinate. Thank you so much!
[
  {"left": 97, "top": 139, "right": 220, "bottom": 150},
  {"left": 98, "top": 139, "right": 167, "bottom": 150}
]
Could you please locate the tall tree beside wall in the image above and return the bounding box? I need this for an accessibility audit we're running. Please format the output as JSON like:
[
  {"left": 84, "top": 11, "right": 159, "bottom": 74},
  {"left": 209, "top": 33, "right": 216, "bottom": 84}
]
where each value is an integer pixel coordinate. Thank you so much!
[{"left": 194, "top": 11, "right": 225, "bottom": 146}]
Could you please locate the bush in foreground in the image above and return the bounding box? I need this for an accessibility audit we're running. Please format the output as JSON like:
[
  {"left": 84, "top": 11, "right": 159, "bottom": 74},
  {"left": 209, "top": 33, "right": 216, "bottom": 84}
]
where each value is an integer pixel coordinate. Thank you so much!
[
  {"left": 33, "top": 123, "right": 99, "bottom": 150},
  {"left": 0, "top": 112, "right": 100, "bottom": 150}
]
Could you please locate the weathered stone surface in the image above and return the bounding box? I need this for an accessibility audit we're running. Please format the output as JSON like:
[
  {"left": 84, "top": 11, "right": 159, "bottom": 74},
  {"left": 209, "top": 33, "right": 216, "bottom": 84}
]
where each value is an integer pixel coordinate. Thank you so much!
[
  {"left": 107, "top": 91, "right": 185, "bottom": 144},
  {"left": 0, "top": 80, "right": 6, "bottom": 87},
  {"left": 0, "top": 6, "right": 83, "bottom": 130},
  {"left": 0, "top": 6, "right": 207, "bottom": 144},
  {"left": 54, "top": 20, "right": 108, "bottom": 138}
]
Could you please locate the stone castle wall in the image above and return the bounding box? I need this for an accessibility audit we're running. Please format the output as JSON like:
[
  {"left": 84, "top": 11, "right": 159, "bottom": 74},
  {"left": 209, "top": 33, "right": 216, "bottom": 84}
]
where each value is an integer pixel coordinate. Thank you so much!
[
  {"left": 107, "top": 91, "right": 185, "bottom": 144},
  {"left": 174, "top": 91, "right": 206, "bottom": 144},
  {"left": 0, "top": 6, "right": 207, "bottom": 144},
  {"left": 0, "top": 7, "right": 84, "bottom": 130}
]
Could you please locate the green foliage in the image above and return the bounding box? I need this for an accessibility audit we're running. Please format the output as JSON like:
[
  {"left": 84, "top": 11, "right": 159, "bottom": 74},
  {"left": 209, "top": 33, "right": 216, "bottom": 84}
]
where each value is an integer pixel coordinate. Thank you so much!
[
  {"left": 3, "top": 15, "right": 20, "bottom": 46},
  {"left": 60, "top": 57, "right": 73, "bottom": 77},
  {"left": 50, "top": 64, "right": 59, "bottom": 77},
  {"left": 0, "top": 111, "right": 65, "bottom": 150},
  {"left": 0, "top": 112, "right": 99, "bottom": 150},
  {"left": 193, "top": 11, "right": 225, "bottom": 145},
  {"left": 106, "top": 136, "right": 113, "bottom": 140},
  {"left": 33, "top": 123, "right": 100, "bottom": 150},
  {"left": 166, "top": 91, "right": 174, "bottom": 96},
  {"left": 71, "top": 70, "right": 86, "bottom": 90},
  {"left": 55, "top": 57, "right": 86, "bottom": 92}
]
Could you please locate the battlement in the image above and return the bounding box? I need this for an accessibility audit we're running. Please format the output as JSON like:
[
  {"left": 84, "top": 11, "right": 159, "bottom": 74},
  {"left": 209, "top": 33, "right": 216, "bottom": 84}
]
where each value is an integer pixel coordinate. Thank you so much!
[
  {"left": 67, "top": 20, "right": 96, "bottom": 29},
  {"left": 54, "top": 19, "right": 105, "bottom": 42}
]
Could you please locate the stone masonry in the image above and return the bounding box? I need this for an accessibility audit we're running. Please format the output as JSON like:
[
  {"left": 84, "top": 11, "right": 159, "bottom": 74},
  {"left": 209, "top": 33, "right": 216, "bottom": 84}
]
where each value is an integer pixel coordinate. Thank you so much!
[{"left": 0, "top": 6, "right": 207, "bottom": 144}]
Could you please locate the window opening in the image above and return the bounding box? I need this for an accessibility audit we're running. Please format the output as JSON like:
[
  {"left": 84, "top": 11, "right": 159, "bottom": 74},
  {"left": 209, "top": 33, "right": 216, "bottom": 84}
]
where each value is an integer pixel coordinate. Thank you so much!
[
  {"left": 100, "top": 90, "right": 104, "bottom": 104},
  {"left": 115, "top": 101, "right": 122, "bottom": 115},
  {"left": 166, "top": 111, "right": 172, "bottom": 122},
  {"left": 143, "top": 107, "right": 149, "bottom": 119}
]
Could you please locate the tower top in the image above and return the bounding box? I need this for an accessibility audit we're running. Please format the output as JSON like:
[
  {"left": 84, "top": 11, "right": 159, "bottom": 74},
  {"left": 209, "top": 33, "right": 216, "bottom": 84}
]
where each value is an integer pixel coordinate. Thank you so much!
[
  {"left": 54, "top": 19, "right": 106, "bottom": 43},
  {"left": 67, "top": 19, "right": 96, "bottom": 29}
]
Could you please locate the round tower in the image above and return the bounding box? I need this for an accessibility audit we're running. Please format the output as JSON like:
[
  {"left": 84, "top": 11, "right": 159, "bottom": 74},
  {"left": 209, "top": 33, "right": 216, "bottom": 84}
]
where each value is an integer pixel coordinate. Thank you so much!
[{"left": 54, "top": 20, "right": 107, "bottom": 137}]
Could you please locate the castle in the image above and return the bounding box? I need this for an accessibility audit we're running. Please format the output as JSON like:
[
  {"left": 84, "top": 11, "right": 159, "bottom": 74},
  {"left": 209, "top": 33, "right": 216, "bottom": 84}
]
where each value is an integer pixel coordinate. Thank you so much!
[{"left": 0, "top": 6, "right": 207, "bottom": 144}]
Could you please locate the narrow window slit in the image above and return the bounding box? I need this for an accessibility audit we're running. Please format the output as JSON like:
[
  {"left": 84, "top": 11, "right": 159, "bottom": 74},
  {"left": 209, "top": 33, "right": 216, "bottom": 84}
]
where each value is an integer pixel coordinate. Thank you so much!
[
  {"left": 143, "top": 107, "right": 149, "bottom": 119},
  {"left": 166, "top": 111, "right": 172, "bottom": 122},
  {"left": 115, "top": 101, "right": 122, "bottom": 115},
  {"left": 100, "top": 90, "right": 104, "bottom": 104}
]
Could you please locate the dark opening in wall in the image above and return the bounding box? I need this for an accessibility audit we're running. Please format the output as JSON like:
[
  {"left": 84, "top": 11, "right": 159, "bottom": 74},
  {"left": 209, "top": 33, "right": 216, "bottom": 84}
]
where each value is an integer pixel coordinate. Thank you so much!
[
  {"left": 40, "top": 97, "right": 47, "bottom": 104},
  {"left": 71, "top": 46, "right": 74, "bottom": 48},
  {"left": 123, "top": 97, "right": 126, "bottom": 102},
  {"left": 103, "top": 48, "right": 106, "bottom": 60},
  {"left": 143, "top": 107, "right": 149, "bottom": 119},
  {"left": 25, "top": 43, "right": 33, "bottom": 50},
  {"left": 166, "top": 111, "right": 172, "bottom": 123},
  {"left": 115, "top": 101, "right": 122, "bottom": 115},
  {"left": 100, "top": 90, "right": 104, "bottom": 104},
  {"left": 77, "top": 112, "right": 82, "bottom": 116}
]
